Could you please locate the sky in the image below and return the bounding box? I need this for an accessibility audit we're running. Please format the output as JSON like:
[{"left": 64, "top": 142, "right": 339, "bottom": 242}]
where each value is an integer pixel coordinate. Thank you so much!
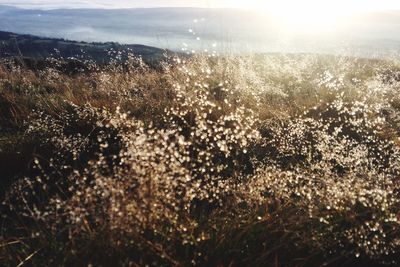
[
  {"left": 3, "top": 0, "right": 206, "bottom": 9},
  {"left": 1, "top": 0, "right": 400, "bottom": 11}
]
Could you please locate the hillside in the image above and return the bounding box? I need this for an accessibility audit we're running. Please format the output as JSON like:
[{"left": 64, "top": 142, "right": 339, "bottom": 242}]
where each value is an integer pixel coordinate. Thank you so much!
[
  {"left": 1, "top": 1, "right": 400, "bottom": 266},
  {"left": 0, "top": 30, "right": 170, "bottom": 65},
  {"left": 1, "top": 5, "right": 400, "bottom": 56},
  {"left": 1, "top": 51, "right": 400, "bottom": 266}
]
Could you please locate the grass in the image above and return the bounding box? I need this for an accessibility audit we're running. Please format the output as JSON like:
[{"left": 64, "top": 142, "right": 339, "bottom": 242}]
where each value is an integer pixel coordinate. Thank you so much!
[{"left": 0, "top": 53, "right": 399, "bottom": 266}]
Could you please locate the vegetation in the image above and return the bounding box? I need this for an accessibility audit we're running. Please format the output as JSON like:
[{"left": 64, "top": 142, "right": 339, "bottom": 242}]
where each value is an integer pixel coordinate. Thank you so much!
[
  {"left": 0, "top": 52, "right": 400, "bottom": 266},
  {"left": 0, "top": 31, "right": 171, "bottom": 66}
]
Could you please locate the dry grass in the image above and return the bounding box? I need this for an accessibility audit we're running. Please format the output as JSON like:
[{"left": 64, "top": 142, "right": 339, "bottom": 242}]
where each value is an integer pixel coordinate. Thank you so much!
[{"left": 0, "top": 53, "right": 400, "bottom": 266}]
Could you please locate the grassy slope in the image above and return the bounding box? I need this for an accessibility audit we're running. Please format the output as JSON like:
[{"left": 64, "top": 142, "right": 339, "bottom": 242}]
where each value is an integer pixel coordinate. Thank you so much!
[
  {"left": 0, "top": 53, "right": 399, "bottom": 266},
  {"left": 0, "top": 30, "right": 172, "bottom": 65}
]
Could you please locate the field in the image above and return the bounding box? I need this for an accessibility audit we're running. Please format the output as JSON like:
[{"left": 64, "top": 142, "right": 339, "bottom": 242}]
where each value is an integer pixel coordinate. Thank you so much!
[{"left": 0, "top": 53, "right": 400, "bottom": 266}]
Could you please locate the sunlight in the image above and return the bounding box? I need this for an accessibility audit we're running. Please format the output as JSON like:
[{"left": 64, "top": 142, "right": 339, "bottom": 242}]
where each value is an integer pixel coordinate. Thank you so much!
[
  {"left": 265, "top": 0, "right": 351, "bottom": 31},
  {"left": 226, "top": 0, "right": 382, "bottom": 33}
]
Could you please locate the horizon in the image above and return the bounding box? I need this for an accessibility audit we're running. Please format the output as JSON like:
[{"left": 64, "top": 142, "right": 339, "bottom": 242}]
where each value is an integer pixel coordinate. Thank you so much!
[
  {"left": 1, "top": 1, "right": 400, "bottom": 267},
  {"left": 1, "top": 0, "right": 400, "bottom": 12},
  {"left": 1, "top": 1, "right": 400, "bottom": 58}
]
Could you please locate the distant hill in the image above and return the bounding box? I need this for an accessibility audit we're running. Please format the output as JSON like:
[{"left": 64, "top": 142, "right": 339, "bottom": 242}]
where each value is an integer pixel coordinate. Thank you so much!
[
  {"left": 0, "top": 5, "right": 400, "bottom": 57},
  {"left": 0, "top": 30, "right": 171, "bottom": 65}
]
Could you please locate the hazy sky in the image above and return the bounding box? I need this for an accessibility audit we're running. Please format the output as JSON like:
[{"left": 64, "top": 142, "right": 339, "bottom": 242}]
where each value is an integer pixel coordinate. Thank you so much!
[
  {"left": 1, "top": 0, "right": 400, "bottom": 10},
  {"left": 0, "top": 0, "right": 206, "bottom": 9}
]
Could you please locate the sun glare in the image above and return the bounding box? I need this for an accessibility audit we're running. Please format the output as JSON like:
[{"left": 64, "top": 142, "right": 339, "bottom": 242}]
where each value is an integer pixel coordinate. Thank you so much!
[
  {"left": 227, "top": 0, "right": 381, "bottom": 33},
  {"left": 266, "top": 0, "right": 350, "bottom": 31}
]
